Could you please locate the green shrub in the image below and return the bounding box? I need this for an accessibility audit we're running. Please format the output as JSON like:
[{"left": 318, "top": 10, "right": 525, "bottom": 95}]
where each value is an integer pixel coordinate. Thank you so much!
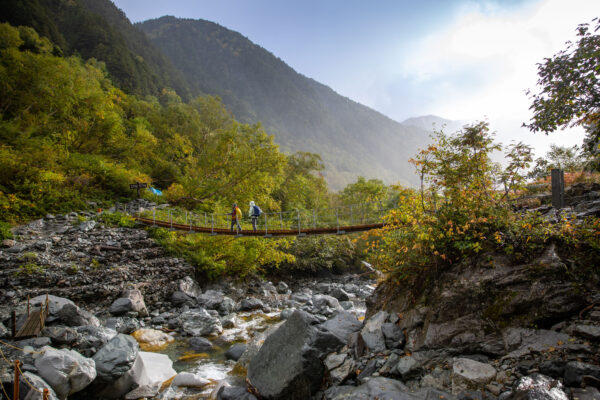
[
  {"left": 99, "top": 212, "right": 136, "bottom": 228},
  {"left": 14, "top": 263, "right": 45, "bottom": 276},
  {"left": 0, "top": 221, "right": 13, "bottom": 240}
]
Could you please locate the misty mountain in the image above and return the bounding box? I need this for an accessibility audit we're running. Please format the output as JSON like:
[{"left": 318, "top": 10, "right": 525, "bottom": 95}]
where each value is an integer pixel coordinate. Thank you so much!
[{"left": 138, "top": 16, "right": 431, "bottom": 189}]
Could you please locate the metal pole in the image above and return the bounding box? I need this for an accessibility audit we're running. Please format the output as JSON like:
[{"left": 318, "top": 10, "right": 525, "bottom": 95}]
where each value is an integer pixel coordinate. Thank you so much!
[{"left": 14, "top": 360, "right": 20, "bottom": 400}]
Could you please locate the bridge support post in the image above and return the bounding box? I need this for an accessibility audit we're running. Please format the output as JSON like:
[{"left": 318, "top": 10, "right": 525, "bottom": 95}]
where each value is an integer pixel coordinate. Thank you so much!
[
  {"left": 264, "top": 213, "right": 269, "bottom": 236},
  {"left": 14, "top": 360, "right": 20, "bottom": 400}
]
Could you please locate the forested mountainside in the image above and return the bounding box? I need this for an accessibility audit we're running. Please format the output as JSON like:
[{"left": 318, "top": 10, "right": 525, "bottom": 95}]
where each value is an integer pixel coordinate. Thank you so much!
[
  {"left": 1, "top": 0, "right": 431, "bottom": 189},
  {"left": 0, "top": 0, "right": 189, "bottom": 98},
  {"left": 138, "top": 16, "right": 428, "bottom": 189}
]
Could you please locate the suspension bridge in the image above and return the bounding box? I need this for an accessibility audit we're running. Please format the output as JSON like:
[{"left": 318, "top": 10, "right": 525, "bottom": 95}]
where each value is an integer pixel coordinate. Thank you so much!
[{"left": 121, "top": 201, "right": 393, "bottom": 237}]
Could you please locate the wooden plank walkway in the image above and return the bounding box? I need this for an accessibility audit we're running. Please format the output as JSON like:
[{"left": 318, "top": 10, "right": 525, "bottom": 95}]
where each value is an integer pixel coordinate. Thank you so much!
[
  {"left": 135, "top": 216, "right": 385, "bottom": 236},
  {"left": 14, "top": 296, "right": 49, "bottom": 339}
]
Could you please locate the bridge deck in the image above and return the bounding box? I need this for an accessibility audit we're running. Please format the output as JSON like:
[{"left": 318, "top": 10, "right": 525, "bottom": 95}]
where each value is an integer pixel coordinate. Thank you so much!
[{"left": 135, "top": 216, "right": 384, "bottom": 236}]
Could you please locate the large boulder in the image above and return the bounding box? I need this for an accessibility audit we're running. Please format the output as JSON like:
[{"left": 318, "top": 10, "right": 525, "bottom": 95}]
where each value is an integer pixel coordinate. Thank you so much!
[
  {"left": 56, "top": 304, "right": 100, "bottom": 327},
  {"left": 513, "top": 373, "right": 568, "bottom": 400},
  {"left": 451, "top": 357, "right": 496, "bottom": 394},
  {"left": 360, "top": 311, "right": 388, "bottom": 352},
  {"left": 196, "top": 289, "right": 224, "bottom": 310},
  {"left": 131, "top": 329, "right": 174, "bottom": 351},
  {"left": 180, "top": 309, "right": 223, "bottom": 336},
  {"left": 563, "top": 361, "right": 600, "bottom": 387},
  {"left": 177, "top": 276, "right": 202, "bottom": 298},
  {"left": 320, "top": 310, "right": 362, "bottom": 347},
  {"left": 323, "top": 377, "right": 411, "bottom": 400},
  {"left": 20, "top": 372, "right": 58, "bottom": 400},
  {"left": 30, "top": 295, "right": 74, "bottom": 316},
  {"left": 99, "top": 351, "right": 176, "bottom": 399},
  {"left": 248, "top": 310, "right": 345, "bottom": 399},
  {"left": 92, "top": 334, "right": 139, "bottom": 381},
  {"left": 109, "top": 289, "right": 148, "bottom": 317},
  {"left": 34, "top": 346, "right": 96, "bottom": 399}
]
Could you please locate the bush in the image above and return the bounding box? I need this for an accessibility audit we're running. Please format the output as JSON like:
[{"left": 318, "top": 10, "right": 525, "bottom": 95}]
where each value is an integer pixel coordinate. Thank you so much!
[
  {"left": 0, "top": 221, "right": 12, "bottom": 240},
  {"left": 99, "top": 212, "right": 137, "bottom": 228}
]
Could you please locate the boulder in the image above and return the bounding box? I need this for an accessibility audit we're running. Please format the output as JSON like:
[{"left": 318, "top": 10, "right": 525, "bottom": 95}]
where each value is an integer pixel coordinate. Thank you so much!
[
  {"left": 382, "top": 322, "right": 404, "bottom": 349},
  {"left": 225, "top": 343, "right": 247, "bottom": 361},
  {"left": 503, "top": 328, "right": 570, "bottom": 358},
  {"left": 180, "top": 309, "right": 223, "bottom": 337},
  {"left": 78, "top": 220, "right": 96, "bottom": 232},
  {"left": 177, "top": 276, "right": 202, "bottom": 298},
  {"left": 131, "top": 329, "right": 174, "bottom": 351},
  {"left": 323, "top": 377, "right": 410, "bottom": 400},
  {"left": 312, "top": 294, "right": 342, "bottom": 310},
  {"left": 218, "top": 385, "right": 258, "bottom": 400},
  {"left": 329, "top": 287, "right": 351, "bottom": 302},
  {"left": 56, "top": 304, "right": 100, "bottom": 327},
  {"left": 34, "top": 346, "right": 96, "bottom": 399},
  {"left": 320, "top": 310, "right": 362, "bottom": 346},
  {"left": 21, "top": 372, "right": 58, "bottom": 400},
  {"left": 189, "top": 337, "right": 213, "bottom": 352},
  {"left": 30, "top": 295, "right": 75, "bottom": 316},
  {"left": 171, "top": 372, "right": 210, "bottom": 388},
  {"left": 571, "top": 324, "right": 600, "bottom": 340},
  {"left": 570, "top": 387, "right": 600, "bottom": 400},
  {"left": 452, "top": 357, "right": 496, "bottom": 394},
  {"left": 563, "top": 361, "right": 600, "bottom": 387},
  {"left": 248, "top": 310, "right": 343, "bottom": 399},
  {"left": 41, "top": 326, "right": 79, "bottom": 347},
  {"left": 276, "top": 281, "right": 289, "bottom": 294},
  {"left": 75, "top": 326, "right": 117, "bottom": 356},
  {"left": 99, "top": 351, "right": 176, "bottom": 399},
  {"left": 239, "top": 298, "right": 265, "bottom": 311},
  {"left": 92, "top": 334, "right": 139, "bottom": 381},
  {"left": 360, "top": 311, "right": 388, "bottom": 352},
  {"left": 218, "top": 297, "right": 237, "bottom": 315},
  {"left": 395, "top": 356, "right": 422, "bottom": 380},
  {"left": 196, "top": 289, "right": 224, "bottom": 310},
  {"left": 109, "top": 289, "right": 148, "bottom": 317},
  {"left": 513, "top": 373, "right": 568, "bottom": 400},
  {"left": 171, "top": 291, "right": 195, "bottom": 307}
]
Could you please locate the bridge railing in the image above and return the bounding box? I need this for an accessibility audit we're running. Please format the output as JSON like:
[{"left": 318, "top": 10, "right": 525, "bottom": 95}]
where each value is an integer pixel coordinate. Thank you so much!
[{"left": 127, "top": 200, "right": 395, "bottom": 235}]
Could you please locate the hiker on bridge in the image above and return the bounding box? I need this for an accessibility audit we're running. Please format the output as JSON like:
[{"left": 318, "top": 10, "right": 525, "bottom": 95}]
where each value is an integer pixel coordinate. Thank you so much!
[
  {"left": 230, "top": 203, "right": 242, "bottom": 232},
  {"left": 249, "top": 201, "right": 262, "bottom": 231}
]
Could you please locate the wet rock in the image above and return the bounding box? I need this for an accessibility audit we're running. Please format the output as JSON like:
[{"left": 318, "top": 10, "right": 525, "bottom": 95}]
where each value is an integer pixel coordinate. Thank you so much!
[
  {"left": 189, "top": 337, "right": 213, "bottom": 352},
  {"left": 225, "top": 343, "right": 247, "bottom": 361},
  {"left": 452, "top": 357, "right": 496, "bottom": 394},
  {"left": 35, "top": 346, "right": 96, "bottom": 399},
  {"left": 92, "top": 334, "right": 139, "bottom": 381},
  {"left": 180, "top": 309, "right": 223, "bottom": 336},
  {"left": 171, "top": 372, "right": 210, "bottom": 388},
  {"left": 564, "top": 361, "right": 600, "bottom": 387},
  {"left": 361, "top": 311, "right": 388, "bottom": 352},
  {"left": 124, "top": 382, "right": 161, "bottom": 399},
  {"left": 239, "top": 298, "right": 265, "bottom": 311},
  {"left": 131, "top": 329, "right": 174, "bottom": 351},
  {"left": 513, "top": 373, "right": 568, "bottom": 400},
  {"left": 217, "top": 385, "right": 258, "bottom": 400},
  {"left": 248, "top": 310, "right": 336, "bottom": 399}
]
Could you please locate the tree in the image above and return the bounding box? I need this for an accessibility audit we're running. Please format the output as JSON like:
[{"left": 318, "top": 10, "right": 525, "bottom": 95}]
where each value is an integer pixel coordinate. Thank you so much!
[
  {"left": 528, "top": 144, "right": 584, "bottom": 180},
  {"left": 524, "top": 18, "right": 600, "bottom": 168}
]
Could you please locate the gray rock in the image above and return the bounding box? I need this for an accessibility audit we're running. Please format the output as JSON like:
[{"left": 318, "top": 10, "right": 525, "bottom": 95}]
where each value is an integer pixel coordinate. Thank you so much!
[
  {"left": 239, "top": 298, "right": 265, "bottom": 311},
  {"left": 76, "top": 326, "right": 117, "bottom": 353},
  {"left": 503, "top": 328, "right": 570, "bottom": 358},
  {"left": 21, "top": 371, "right": 59, "bottom": 400},
  {"left": 382, "top": 322, "right": 404, "bottom": 349},
  {"left": 218, "top": 386, "right": 258, "bottom": 400},
  {"left": 291, "top": 292, "right": 312, "bottom": 304},
  {"left": 177, "top": 276, "right": 202, "bottom": 298},
  {"left": 171, "top": 372, "right": 210, "bottom": 388},
  {"left": 220, "top": 314, "right": 236, "bottom": 329},
  {"left": 570, "top": 387, "right": 600, "bottom": 400},
  {"left": 324, "top": 377, "right": 411, "bottom": 400},
  {"left": 109, "top": 289, "right": 148, "bottom": 317},
  {"left": 225, "top": 343, "right": 247, "bottom": 361},
  {"left": 277, "top": 281, "right": 289, "bottom": 294},
  {"left": 248, "top": 310, "right": 340, "bottom": 399},
  {"left": 7, "top": 243, "right": 28, "bottom": 253},
  {"left": 124, "top": 382, "right": 161, "bottom": 399},
  {"left": 564, "top": 361, "right": 600, "bottom": 387},
  {"left": 78, "top": 220, "right": 96, "bottom": 232},
  {"left": 330, "top": 358, "right": 354, "bottom": 386},
  {"left": 180, "top": 309, "right": 223, "bottom": 336},
  {"left": 30, "top": 295, "right": 75, "bottom": 316},
  {"left": 395, "top": 356, "right": 421, "bottom": 380},
  {"left": 320, "top": 310, "right": 362, "bottom": 347},
  {"left": 171, "top": 291, "right": 195, "bottom": 306},
  {"left": 313, "top": 294, "right": 342, "bottom": 310},
  {"left": 340, "top": 301, "right": 354, "bottom": 310},
  {"left": 361, "top": 311, "right": 388, "bottom": 352},
  {"left": 41, "top": 326, "right": 80, "bottom": 346},
  {"left": 56, "top": 304, "right": 100, "bottom": 327},
  {"left": 329, "top": 287, "right": 351, "bottom": 302},
  {"left": 571, "top": 324, "right": 600, "bottom": 340},
  {"left": 452, "top": 357, "right": 496, "bottom": 394},
  {"left": 196, "top": 289, "right": 224, "bottom": 310},
  {"left": 189, "top": 337, "right": 213, "bottom": 351},
  {"left": 34, "top": 346, "right": 96, "bottom": 399},
  {"left": 0, "top": 322, "right": 8, "bottom": 338},
  {"left": 110, "top": 298, "right": 136, "bottom": 316},
  {"left": 280, "top": 308, "right": 296, "bottom": 320},
  {"left": 513, "top": 373, "right": 568, "bottom": 400},
  {"left": 218, "top": 297, "right": 237, "bottom": 315},
  {"left": 92, "top": 334, "right": 139, "bottom": 381}
]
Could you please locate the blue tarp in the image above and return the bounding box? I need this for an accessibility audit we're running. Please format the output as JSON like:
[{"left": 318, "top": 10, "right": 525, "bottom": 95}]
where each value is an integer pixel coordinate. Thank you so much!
[{"left": 149, "top": 187, "right": 163, "bottom": 196}]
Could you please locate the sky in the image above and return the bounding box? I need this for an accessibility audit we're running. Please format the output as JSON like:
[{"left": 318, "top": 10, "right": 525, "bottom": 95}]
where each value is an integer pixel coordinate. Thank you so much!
[{"left": 112, "top": 0, "right": 598, "bottom": 159}]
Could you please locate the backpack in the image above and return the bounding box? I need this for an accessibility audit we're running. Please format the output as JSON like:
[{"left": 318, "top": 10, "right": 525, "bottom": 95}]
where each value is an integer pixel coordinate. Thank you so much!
[{"left": 253, "top": 205, "right": 262, "bottom": 217}]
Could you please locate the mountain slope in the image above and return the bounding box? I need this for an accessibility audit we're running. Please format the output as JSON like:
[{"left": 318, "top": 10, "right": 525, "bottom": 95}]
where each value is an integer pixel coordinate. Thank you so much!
[
  {"left": 0, "top": 0, "right": 189, "bottom": 99},
  {"left": 138, "top": 16, "right": 429, "bottom": 189}
]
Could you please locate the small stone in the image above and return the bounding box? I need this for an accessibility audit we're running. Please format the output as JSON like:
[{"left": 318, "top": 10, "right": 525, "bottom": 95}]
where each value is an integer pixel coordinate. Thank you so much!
[{"left": 225, "top": 343, "right": 247, "bottom": 361}]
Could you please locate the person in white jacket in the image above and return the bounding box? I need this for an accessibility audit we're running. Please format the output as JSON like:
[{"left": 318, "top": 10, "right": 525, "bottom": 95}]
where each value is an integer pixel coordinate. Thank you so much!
[{"left": 248, "top": 201, "right": 261, "bottom": 231}]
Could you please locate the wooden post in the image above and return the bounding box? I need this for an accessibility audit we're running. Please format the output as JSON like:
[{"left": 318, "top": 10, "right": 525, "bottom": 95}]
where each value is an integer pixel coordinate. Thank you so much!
[
  {"left": 14, "top": 360, "right": 20, "bottom": 400},
  {"left": 551, "top": 169, "right": 565, "bottom": 209},
  {"left": 43, "top": 388, "right": 50, "bottom": 400}
]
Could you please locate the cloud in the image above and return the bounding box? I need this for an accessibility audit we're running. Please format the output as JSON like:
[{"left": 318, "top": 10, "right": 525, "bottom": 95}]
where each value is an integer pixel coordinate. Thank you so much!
[{"left": 394, "top": 0, "right": 596, "bottom": 156}]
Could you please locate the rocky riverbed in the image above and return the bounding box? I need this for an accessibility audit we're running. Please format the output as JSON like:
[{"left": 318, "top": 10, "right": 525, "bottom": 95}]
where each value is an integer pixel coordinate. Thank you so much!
[{"left": 1, "top": 196, "right": 599, "bottom": 399}]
